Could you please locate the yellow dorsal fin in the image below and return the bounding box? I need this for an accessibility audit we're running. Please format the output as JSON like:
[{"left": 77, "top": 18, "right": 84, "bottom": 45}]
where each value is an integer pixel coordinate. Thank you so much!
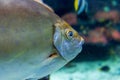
[{"left": 74, "top": 0, "right": 79, "bottom": 11}]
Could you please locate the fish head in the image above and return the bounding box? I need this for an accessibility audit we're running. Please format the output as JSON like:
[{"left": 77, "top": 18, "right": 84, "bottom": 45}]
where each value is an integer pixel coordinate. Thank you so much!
[{"left": 54, "top": 20, "right": 84, "bottom": 61}]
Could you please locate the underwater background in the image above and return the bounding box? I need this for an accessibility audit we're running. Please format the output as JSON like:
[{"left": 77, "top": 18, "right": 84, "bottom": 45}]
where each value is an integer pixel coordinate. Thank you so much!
[{"left": 42, "top": 0, "right": 120, "bottom": 80}]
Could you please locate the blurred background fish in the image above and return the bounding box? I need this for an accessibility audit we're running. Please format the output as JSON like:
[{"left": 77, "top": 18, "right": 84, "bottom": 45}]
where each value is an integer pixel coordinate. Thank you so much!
[
  {"left": 41, "top": 0, "right": 88, "bottom": 19},
  {"left": 74, "top": 0, "right": 88, "bottom": 19}
]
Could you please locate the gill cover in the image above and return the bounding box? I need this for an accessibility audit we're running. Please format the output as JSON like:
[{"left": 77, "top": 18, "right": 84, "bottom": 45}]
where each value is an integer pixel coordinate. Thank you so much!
[{"left": 53, "top": 20, "right": 84, "bottom": 61}]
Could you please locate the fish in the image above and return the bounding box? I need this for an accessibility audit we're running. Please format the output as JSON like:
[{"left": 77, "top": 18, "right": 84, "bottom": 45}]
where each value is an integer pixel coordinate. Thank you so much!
[
  {"left": 74, "top": 0, "right": 88, "bottom": 15},
  {"left": 41, "top": 0, "right": 88, "bottom": 20},
  {"left": 0, "top": 0, "right": 84, "bottom": 80},
  {"left": 34, "top": 0, "right": 54, "bottom": 12}
]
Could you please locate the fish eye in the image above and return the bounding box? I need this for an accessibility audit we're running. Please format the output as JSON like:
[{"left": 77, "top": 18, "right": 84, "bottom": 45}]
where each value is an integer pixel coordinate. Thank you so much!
[
  {"left": 68, "top": 31, "right": 73, "bottom": 37},
  {"left": 66, "top": 30, "right": 74, "bottom": 39}
]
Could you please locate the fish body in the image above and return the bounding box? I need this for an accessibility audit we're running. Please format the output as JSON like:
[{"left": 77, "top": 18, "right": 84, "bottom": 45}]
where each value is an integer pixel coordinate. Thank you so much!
[
  {"left": 74, "top": 0, "right": 88, "bottom": 15},
  {"left": 0, "top": 0, "right": 84, "bottom": 80}
]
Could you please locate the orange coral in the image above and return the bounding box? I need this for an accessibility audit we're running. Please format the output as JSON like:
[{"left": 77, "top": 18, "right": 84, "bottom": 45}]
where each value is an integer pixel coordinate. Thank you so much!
[
  {"left": 61, "top": 13, "right": 77, "bottom": 25},
  {"left": 85, "top": 27, "right": 107, "bottom": 44},
  {"left": 94, "top": 10, "right": 120, "bottom": 23}
]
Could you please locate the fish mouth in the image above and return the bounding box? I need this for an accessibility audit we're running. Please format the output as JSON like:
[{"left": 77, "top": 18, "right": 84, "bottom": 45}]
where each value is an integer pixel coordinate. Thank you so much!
[
  {"left": 76, "top": 36, "right": 84, "bottom": 47},
  {"left": 80, "top": 37, "right": 84, "bottom": 45}
]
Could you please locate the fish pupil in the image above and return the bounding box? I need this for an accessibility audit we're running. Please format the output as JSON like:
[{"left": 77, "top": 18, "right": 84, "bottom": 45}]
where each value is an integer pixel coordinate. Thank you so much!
[{"left": 68, "top": 31, "right": 73, "bottom": 37}]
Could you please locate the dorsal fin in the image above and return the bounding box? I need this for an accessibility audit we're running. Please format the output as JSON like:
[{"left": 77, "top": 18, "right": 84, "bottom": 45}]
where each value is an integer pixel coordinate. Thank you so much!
[{"left": 33, "top": 0, "right": 54, "bottom": 12}]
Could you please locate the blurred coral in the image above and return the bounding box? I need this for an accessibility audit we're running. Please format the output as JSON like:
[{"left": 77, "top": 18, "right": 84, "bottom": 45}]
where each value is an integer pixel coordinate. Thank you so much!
[
  {"left": 84, "top": 27, "right": 120, "bottom": 44},
  {"left": 61, "top": 13, "right": 77, "bottom": 25},
  {"left": 94, "top": 10, "right": 120, "bottom": 23},
  {"left": 109, "top": 29, "right": 120, "bottom": 41},
  {"left": 85, "top": 27, "right": 108, "bottom": 44}
]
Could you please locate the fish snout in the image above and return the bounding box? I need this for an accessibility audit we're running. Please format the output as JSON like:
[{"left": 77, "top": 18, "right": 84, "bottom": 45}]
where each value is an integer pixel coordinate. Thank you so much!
[
  {"left": 76, "top": 35, "right": 84, "bottom": 45},
  {"left": 80, "top": 36, "right": 84, "bottom": 45}
]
